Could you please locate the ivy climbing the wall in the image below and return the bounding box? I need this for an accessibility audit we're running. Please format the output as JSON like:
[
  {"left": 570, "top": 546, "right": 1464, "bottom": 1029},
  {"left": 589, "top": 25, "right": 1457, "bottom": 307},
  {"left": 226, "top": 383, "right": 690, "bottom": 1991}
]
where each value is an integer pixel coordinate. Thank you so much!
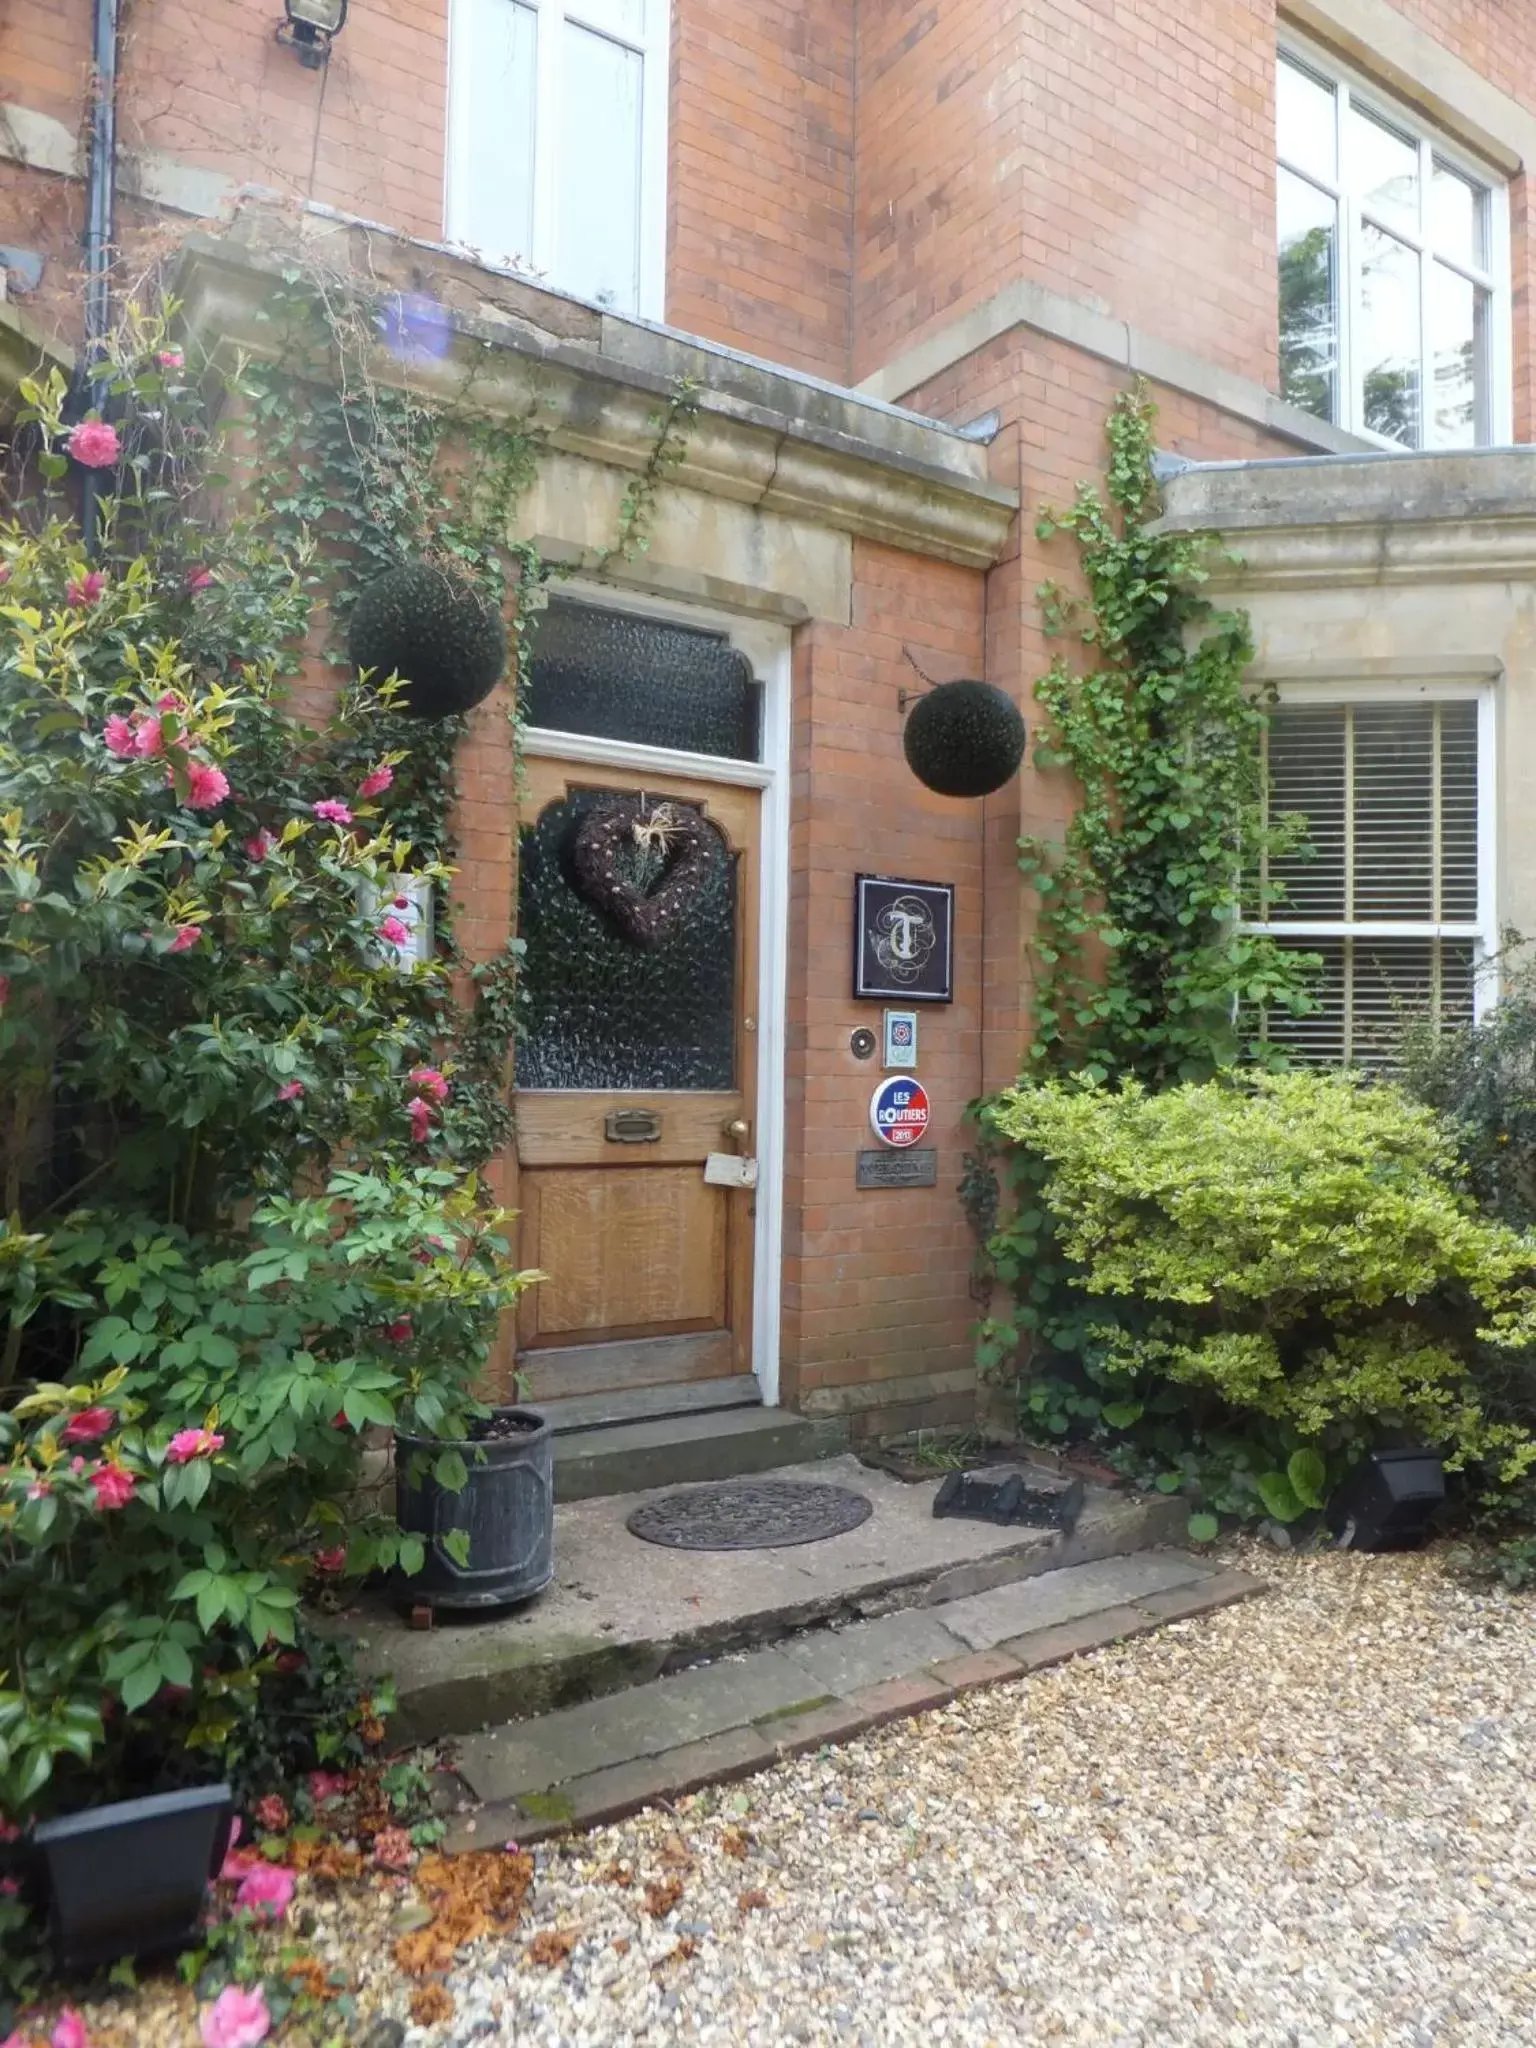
[
  {"left": 963, "top": 389, "right": 1325, "bottom": 1516},
  {"left": 1019, "top": 386, "right": 1316, "bottom": 1087}
]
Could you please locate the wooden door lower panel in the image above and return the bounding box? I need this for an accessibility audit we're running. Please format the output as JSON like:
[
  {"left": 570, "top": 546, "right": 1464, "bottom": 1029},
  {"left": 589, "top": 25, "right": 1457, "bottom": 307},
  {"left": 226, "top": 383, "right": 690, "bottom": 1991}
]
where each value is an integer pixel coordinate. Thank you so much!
[{"left": 518, "top": 1166, "right": 727, "bottom": 1346}]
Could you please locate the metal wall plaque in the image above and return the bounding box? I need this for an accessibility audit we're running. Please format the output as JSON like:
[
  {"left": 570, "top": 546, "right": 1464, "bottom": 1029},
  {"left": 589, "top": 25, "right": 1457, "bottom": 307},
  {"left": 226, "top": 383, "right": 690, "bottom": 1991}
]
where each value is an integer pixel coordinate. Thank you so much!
[
  {"left": 856, "top": 1147, "right": 938, "bottom": 1189},
  {"left": 853, "top": 875, "right": 954, "bottom": 1002}
]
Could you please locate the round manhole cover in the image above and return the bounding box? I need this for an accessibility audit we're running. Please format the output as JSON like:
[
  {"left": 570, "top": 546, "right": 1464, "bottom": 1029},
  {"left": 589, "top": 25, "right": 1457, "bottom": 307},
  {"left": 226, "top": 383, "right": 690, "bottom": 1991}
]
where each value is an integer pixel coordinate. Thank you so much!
[{"left": 626, "top": 1478, "right": 874, "bottom": 1551}]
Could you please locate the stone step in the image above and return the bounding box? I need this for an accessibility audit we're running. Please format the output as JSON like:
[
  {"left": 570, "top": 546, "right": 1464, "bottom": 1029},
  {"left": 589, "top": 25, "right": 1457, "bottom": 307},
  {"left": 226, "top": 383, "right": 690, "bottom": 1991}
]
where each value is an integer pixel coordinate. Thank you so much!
[
  {"left": 348, "top": 1454, "right": 1193, "bottom": 1743},
  {"left": 440, "top": 1552, "right": 1267, "bottom": 1850},
  {"left": 552, "top": 1405, "right": 848, "bottom": 1503},
  {"left": 536, "top": 1376, "right": 762, "bottom": 1436}
]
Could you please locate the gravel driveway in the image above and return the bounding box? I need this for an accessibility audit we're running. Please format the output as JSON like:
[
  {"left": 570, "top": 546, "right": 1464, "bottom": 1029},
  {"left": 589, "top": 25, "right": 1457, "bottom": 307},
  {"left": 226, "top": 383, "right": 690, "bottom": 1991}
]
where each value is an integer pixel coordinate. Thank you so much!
[{"left": 403, "top": 1544, "right": 1536, "bottom": 2048}]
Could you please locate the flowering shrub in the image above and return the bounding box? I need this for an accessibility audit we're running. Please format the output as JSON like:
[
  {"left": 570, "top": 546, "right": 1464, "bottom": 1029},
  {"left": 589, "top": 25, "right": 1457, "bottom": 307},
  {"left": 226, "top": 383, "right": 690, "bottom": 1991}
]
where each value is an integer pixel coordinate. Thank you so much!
[{"left": 0, "top": 330, "right": 536, "bottom": 1880}]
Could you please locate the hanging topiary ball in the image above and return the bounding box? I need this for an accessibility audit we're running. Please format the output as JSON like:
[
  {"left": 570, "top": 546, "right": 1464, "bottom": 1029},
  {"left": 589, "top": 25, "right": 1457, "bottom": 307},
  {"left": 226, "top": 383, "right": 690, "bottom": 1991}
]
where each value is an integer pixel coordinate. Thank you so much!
[
  {"left": 348, "top": 560, "right": 508, "bottom": 719},
  {"left": 902, "top": 679, "right": 1026, "bottom": 798}
]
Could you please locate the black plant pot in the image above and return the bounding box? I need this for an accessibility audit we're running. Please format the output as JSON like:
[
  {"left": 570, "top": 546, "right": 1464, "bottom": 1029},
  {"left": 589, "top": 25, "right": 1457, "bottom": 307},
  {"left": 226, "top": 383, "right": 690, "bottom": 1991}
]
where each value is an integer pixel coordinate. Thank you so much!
[
  {"left": 33, "top": 1783, "right": 232, "bottom": 1969},
  {"left": 395, "top": 1406, "right": 555, "bottom": 1611},
  {"left": 1327, "top": 1447, "right": 1446, "bottom": 1551}
]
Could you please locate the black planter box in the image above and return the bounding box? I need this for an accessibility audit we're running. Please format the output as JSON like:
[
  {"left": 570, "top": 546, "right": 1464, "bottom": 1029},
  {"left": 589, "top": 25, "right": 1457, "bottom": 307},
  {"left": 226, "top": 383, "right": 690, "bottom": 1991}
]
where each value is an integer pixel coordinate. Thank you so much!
[
  {"left": 33, "top": 1783, "right": 232, "bottom": 1968},
  {"left": 933, "top": 1463, "right": 1085, "bottom": 1532},
  {"left": 1327, "top": 1448, "right": 1446, "bottom": 1551}
]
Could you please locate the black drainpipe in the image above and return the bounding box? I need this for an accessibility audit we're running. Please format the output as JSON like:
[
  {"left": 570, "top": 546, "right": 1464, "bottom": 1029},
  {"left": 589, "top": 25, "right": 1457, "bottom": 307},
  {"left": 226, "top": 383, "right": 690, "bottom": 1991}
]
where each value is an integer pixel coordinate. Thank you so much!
[{"left": 80, "top": 0, "right": 120, "bottom": 559}]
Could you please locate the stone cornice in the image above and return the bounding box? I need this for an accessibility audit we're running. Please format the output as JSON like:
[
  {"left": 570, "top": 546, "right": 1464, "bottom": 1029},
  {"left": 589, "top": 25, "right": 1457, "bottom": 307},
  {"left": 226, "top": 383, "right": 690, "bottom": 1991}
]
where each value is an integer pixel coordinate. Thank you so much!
[
  {"left": 169, "top": 202, "right": 1018, "bottom": 572},
  {"left": 1155, "top": 449, "right": 1536, "bottom": 589}
]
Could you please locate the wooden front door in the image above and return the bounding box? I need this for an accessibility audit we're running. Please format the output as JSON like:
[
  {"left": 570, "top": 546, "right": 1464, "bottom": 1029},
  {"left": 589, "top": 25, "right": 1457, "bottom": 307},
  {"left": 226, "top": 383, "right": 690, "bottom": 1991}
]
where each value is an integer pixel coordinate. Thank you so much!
[{"left": 513, "top": 756, "right": 759, "bottom": 1404}]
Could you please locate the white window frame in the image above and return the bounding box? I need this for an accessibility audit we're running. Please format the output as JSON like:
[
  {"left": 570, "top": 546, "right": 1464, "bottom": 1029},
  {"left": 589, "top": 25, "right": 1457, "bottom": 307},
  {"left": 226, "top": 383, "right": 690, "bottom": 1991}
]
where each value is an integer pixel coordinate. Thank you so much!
[
  {"left": 1277, "top": 31, "right": 1512, "bottom": 449},
  {"left": 445, "top": 0, "right": 670, "bottom": 320},
  {"left": 1247, "top": 679, "right": 1499, "bottom": 1059}
]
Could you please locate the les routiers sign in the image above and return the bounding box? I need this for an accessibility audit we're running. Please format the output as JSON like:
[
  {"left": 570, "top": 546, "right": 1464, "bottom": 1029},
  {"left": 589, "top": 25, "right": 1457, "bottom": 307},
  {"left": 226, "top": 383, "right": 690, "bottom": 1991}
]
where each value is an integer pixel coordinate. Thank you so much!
[{"left": 868, "top": 1075, "right": 931, "bottom": 1149}]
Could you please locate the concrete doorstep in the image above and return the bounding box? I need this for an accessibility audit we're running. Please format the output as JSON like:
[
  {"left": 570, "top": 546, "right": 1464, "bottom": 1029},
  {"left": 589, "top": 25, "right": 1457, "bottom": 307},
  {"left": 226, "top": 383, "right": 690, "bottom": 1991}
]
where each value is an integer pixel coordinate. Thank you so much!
[
  {"left": 346, "top": 1456, "right": 1197, "bottom": 1743},
  {"left": 436, "top": 1551, "right": 1265, "bottom": 1854}
]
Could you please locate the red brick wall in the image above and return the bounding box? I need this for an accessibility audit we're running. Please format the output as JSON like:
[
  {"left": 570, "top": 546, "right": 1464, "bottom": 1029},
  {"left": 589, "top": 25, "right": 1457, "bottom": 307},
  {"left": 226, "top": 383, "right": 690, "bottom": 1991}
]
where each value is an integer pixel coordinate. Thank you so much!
[
  {"left": 667, "top": 0, "right": 856, "bottom": 382},
  {"left": 851, "top": 0, "right": 1279, "bottom": 390},
  {"left": 780, "top": 541, "right": 988, "bottom": 1431}
]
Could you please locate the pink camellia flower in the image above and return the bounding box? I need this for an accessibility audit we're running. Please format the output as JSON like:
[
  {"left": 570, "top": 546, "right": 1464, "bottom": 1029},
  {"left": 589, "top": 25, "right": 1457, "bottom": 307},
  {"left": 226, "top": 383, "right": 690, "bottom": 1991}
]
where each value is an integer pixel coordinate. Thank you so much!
[
  {"left": 377, "top": 914, "right": 411, "bottom": 948},
  {"left": 168, "top": 924, "right": 202, "bottom": 955},
  {"left": 185, "top": 566, "right": 215, "bottom": 593},
  {"left": 103, "top": 713, "right": 136, "bottom": 758},
  {"left": 67, "top": 419, "right": 121, "bottom": 468},
  {"left": 157, "top": 348, "right": 185, "bottom": 370},
  {"left": 357, "top": 764, "right": 393, "bottom": 799},
  {"left": 51, "top": 2010, "right": 89, "bottom": 2048},
  {"left": 71, "top": 1456, "right": 85, "bottom": 1473},
  {"left": 393, "top": 894, "right": 411, "bottom": 910},
  {"left": 166, "top": 1427, "right": 225, "bottom": 1464},
  {"left": 233, "top": 1861, "right": 295, "bottom": 1920},
  {"left": 0, "top": 1817, "right": 23, "bottom": 1844},
  {"left": 131, "top": 713, "right": 164, "bottom": 758},
  {"left": 276, "top": 1079, "right": 304, "bottom": 1103},
  {"left": 200, "top": 1982, "right": 272, "bottom": 2048},
  {"left": 0, "top": 1876, "right": 18, "bottom": 1897},
  {"left": 244, "top": 828, "right": 277, "bottom": 862},
  {"left": 382, "top": 1317, "right": 413, "bottom": 1344},
  {"left": 311, "top": 798, "right": 353, "bottom": 825},
  {"left": 218, "top": 1818, "right": 260, "bottom": 1882},
  {"left": 313, "top": 1546, "right": 347, "bottom": 1575},
  {"left": 90, "top": 1465, "right": 136, "bottom": 1511},
  {"left": 307, "top": 1769, "right": 349, "bottom": 1806},
  {"left": 373, "top": 1826, "right": 414, "bottom": 1872},
  {"left": 252, "top": 1793, "right": 289, "bottom": 1834},
  {"left": 181, "top": 760, "right": 230, "bottom": 810},
  {"left": 156, "top": 689, "right": 186, "bottom": 712},
  {"left": 61, "top": 1407, "right": 114, "bottom": 1445},
  {"left": 408, "top": 1065, "right": 449, "bottom": 1102},
  {"left": 27, "top": 1481, "right": 52, "bottom": 1501},
  {"left": 405, "top": 1095, "right": 434, "bottom": 1144},
  {"left": 65, "top": 571, "right": 107, "bottom": 608}
]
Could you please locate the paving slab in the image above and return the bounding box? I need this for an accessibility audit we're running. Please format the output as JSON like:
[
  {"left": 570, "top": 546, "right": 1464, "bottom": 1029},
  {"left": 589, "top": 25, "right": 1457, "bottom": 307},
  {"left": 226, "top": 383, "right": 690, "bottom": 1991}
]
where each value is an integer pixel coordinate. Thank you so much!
[
  {"left": 437, "top": 1556, "right": 1269, "bottom": 1852},
  {"left": 456, "top": 1648, "right": 817, "bottom": 1801},
  {"left": 777, "top": 1609, "right": 970, "bottom": 1695},
  {"left": 346, "top": 1455, "right": 1188, "bottom": 1741},
  {"left": 934, "top": 1550, "right": 1212, "bottom": 1652}
]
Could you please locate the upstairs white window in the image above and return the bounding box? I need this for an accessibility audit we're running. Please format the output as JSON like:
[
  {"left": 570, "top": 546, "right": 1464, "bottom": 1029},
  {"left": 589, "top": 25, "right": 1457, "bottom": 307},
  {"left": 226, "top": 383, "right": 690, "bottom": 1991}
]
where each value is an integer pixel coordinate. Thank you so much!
[
  {"left": 446, "top": 0, "right": 669, "bottom": 318},
  {"left": 1251, "top": 689, "right": 1496, "bottom": 1066},
  {"left": 1277, "top": 40, "right": 1510, "bottom": 447}
]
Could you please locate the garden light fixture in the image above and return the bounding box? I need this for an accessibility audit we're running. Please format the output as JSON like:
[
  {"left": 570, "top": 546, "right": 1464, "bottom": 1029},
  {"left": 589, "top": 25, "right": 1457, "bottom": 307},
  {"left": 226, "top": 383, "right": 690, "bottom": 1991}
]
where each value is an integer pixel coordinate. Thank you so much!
[{"left": 277, "top": 0, "right": 346, "bottom": 68}]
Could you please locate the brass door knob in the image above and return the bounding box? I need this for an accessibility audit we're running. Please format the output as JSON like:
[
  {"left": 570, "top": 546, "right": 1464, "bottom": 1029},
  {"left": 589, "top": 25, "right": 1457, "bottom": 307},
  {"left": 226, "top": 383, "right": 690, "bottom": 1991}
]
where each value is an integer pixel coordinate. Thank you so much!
[{"left": 723, "top": 1117, "right": 750, "bottom": 1140}]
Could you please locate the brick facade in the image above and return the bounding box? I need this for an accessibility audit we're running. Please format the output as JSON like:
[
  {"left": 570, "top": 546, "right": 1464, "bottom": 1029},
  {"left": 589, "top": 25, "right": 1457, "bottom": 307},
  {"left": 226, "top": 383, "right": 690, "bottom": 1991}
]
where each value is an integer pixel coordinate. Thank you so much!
[{"left": 5, "top": 0, "right": 1536, "bottom": 1435}]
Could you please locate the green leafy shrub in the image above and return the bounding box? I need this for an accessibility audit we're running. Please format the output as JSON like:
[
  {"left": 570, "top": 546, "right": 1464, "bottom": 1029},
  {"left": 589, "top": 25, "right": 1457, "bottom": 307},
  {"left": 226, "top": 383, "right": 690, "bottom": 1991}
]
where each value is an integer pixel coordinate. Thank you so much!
[
  {"left": 982, "top": 1069, "right": 1536, "bottom": 1518},
  {"left": 1400, "top": 952, "right": 1536, "bottom": 1231}
]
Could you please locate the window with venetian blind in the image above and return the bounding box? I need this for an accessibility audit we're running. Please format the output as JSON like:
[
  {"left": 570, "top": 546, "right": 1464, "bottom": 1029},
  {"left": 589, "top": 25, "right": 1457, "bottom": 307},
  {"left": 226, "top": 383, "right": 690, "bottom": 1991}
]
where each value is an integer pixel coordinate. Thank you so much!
[{"left": 1251, "top": 696, "right": 1492, "bottom": 1065}]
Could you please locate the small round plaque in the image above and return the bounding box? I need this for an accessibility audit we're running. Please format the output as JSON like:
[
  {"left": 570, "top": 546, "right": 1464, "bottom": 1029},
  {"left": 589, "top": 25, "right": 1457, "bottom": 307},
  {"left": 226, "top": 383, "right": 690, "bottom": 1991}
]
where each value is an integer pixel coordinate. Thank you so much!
[{"left": 850, "top": 1027, "right": 877, "bottom": 1060}]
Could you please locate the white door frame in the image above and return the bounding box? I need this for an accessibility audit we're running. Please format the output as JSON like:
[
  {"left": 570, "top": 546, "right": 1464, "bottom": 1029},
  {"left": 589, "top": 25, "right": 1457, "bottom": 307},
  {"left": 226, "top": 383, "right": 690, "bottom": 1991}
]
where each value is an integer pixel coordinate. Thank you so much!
[{"left": 519, "top": 582, "right": 791, "bottom": 1406}]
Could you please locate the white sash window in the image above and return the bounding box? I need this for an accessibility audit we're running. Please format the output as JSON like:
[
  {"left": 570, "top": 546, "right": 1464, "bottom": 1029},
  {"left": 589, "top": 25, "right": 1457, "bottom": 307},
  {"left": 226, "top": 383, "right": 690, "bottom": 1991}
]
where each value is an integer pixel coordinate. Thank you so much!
[{"left": 447, "top": 0, "right": 669, "bottom": 319}]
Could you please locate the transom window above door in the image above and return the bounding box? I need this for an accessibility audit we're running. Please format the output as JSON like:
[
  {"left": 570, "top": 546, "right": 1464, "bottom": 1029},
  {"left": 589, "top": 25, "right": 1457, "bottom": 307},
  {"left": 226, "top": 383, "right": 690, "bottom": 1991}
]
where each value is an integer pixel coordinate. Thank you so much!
[
  {"left": 446, "top": 0, "right": 669, "bottom": 318},
  {"left": 1277, "top": 41, "right": 1510, "bottom": 449}
]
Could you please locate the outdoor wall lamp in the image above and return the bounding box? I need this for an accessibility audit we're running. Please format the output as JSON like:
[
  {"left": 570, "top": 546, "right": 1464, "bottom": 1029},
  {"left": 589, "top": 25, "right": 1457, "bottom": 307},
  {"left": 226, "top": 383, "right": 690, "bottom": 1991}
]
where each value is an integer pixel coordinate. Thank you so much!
[{"left": 277, "top": 0, "right": 347, "bottom": 68}]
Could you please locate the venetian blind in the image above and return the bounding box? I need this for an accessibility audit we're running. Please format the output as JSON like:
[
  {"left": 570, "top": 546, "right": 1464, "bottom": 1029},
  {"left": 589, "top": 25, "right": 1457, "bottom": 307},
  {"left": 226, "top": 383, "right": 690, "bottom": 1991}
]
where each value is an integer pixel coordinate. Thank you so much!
[{"left": 1258, "top": 699, "right": 1480, "bottom": 1065}]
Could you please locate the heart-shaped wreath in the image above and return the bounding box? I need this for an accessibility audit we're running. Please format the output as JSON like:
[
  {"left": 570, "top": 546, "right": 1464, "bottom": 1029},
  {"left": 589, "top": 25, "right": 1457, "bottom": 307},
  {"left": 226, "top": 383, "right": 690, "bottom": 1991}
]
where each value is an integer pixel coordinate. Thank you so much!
[{"left": 571, "top": 798, "right": 716, "bottom": 949}]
